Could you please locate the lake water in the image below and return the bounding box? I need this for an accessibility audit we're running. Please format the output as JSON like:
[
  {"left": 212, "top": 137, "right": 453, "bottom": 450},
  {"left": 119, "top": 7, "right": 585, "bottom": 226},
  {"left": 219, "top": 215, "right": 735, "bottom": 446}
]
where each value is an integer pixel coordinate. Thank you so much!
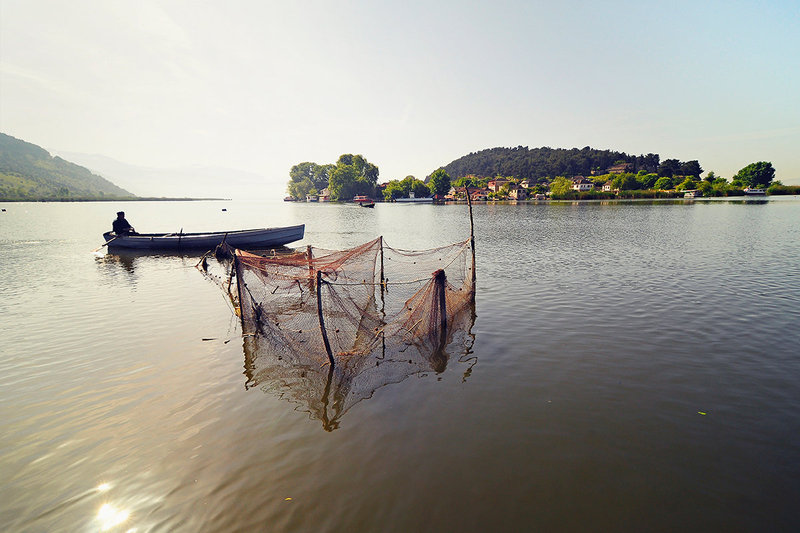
[{"left": 1, "top": 198, "right": 799, "bottom": 532}]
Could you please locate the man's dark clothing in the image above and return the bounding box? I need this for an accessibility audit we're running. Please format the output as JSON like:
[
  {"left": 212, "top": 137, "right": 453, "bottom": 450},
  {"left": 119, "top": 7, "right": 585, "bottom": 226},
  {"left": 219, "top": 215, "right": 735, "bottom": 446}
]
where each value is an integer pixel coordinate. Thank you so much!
[{"left": 112, "top": 217, "right": 134, "bottom": 235}]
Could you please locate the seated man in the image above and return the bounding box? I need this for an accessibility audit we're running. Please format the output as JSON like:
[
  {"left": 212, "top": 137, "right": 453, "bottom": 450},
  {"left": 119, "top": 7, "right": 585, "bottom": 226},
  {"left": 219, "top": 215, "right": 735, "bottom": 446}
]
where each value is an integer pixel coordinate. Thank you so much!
[{"left": 112, "top": 211, "right": 136, "bottom": 235}]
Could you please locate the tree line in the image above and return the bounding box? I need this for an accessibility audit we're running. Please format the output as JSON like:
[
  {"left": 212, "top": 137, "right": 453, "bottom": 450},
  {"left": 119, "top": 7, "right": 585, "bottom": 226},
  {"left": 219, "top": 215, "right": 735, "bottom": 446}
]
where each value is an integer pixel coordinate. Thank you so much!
[
  {"left": 287, "top": 155, "right": 378, "bottom": 202},
  {"left": 286, "top": 146, "right": 790, "bottom": 202},
  {"left": 287, "top": 155, "right": 452, "bottom": 201}
]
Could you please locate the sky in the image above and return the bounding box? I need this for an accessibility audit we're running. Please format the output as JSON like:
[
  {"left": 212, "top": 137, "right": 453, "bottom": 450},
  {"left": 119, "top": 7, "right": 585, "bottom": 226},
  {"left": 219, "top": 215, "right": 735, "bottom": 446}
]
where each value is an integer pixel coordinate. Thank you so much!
[{"left": 2, "top": 0, "right": 799, "bottom": 197}]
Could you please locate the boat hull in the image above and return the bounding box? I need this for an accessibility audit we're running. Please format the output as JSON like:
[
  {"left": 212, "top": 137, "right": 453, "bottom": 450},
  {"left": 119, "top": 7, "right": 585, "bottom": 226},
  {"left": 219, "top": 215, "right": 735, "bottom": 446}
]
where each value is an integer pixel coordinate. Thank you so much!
[
  {"left": 103, "top": 224, "right": 305, "bottom": 251},
  {"left": 395, "top": 198, "right": 433, "bottom": 203}
]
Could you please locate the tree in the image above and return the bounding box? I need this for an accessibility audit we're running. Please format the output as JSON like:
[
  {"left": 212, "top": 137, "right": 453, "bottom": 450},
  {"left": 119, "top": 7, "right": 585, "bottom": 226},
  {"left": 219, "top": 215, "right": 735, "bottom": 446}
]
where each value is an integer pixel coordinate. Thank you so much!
[
  {"left": 657, "top": 159, "right": 681, "bottom": 177},
  {"left": 680, "top": 160, "right": 703, "bottom": 178},
  {"left": 654, "top": 176, "right": 673, "bottom": 190},
  {"left": 704, "top": 170, "right": 717, "bottom": 183},
  {"left": 675, "top": 177, "right": 697, "bottom": 191},
  {"left": 287, "top": 177, "right": 313, "bottom": 200},
  {"left": 287, "top": 162, "right": 334, "bottom": 199},
  {"left": 328, "top": 154, "right": 380, "bottom": 201},
  {"left": 612, "top": 173, "right": 640, "bottom": 190},
  {"left": 638, "top": 173, "right": 659, "bottom": 189},
  {"left": 427, "top": 168, "right": 451, "bottom": 197},
  {"left": 383, "top": 175, "right": 429, "bottom": 200},
  {"left": 733, "top": 161, "right": 775, "bottom": 188},
  {"left": 383, "top": 180, "right": 406, "bottom": 201},
  {"left": 412, "top": 180, "right": 431, "bottom": 198},
  {"left": 549, "top": 176, "right": 572, "bottom": 195}
]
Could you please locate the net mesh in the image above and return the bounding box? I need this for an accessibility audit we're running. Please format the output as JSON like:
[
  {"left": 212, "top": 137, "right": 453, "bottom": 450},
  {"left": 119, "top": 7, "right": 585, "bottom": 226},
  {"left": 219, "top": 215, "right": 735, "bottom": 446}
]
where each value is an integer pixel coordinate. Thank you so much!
[{"left": 227, "top": 236, "right": 476, "bottom": 430}]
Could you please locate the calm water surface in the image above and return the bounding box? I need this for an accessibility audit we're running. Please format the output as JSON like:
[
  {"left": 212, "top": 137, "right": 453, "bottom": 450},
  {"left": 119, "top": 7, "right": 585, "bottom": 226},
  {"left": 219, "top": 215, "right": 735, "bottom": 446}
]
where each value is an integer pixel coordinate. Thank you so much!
[{"left": 1, "top": 198, "right": 799, "bottom": 532}]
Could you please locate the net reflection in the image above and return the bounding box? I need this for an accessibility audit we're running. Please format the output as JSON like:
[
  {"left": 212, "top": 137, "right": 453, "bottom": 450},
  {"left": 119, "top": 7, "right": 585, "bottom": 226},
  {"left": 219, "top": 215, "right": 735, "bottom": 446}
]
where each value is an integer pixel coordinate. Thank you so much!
[{"left": 242, "top": 301, "right": 476, "bottom": 431}]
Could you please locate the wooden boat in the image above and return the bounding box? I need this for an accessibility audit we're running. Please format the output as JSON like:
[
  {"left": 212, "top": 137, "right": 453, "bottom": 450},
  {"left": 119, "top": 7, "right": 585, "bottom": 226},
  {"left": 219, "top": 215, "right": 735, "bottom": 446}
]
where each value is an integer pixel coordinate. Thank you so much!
[{"left": 102, "top": 224, "right": 304, "bottom": 251}]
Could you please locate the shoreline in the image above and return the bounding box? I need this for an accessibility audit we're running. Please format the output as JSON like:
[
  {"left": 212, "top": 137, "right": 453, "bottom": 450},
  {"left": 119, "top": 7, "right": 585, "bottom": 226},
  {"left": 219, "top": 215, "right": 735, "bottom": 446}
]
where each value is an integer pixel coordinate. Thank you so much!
[{"left": 0, "top": 197, "right": 231, "bottom": 203}]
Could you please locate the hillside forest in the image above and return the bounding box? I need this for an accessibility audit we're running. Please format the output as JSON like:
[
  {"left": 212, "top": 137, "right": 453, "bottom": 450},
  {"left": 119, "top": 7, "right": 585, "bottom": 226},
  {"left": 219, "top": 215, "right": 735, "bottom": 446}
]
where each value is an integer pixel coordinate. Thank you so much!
[{"left": 0, "top": 133, "right": 134, "bottom": 200}]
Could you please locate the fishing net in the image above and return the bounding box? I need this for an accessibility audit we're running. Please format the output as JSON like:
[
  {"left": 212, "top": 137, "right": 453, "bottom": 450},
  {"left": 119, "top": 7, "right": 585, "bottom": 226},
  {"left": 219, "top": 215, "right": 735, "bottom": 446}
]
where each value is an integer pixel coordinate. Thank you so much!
[{"left": 226, "top": 236, "right": 476, "bottom": 430}]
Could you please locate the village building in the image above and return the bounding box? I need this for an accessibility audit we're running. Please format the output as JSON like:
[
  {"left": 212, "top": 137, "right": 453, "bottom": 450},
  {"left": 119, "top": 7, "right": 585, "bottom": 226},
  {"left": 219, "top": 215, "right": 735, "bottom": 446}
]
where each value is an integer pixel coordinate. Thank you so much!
[
  {"left": 508, "top": 186, "right": 527, "bottom": 200},
  {"left": 571, "top": 176, "right": 594, "bottom": 191},
  {"left": 470, "top": 188, "right": 489, "bottom": 201},
  {"left": 487, "top": 179, "right": 511, "bottom": 193},
  {"left": 607, "top": 163, "right": 634, "bottom": 174}
]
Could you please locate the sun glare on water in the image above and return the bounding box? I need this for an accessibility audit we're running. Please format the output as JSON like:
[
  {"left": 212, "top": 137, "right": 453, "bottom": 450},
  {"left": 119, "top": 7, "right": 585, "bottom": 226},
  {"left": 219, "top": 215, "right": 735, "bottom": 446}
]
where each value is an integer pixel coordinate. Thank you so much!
[{"left": 97, "top": 503, "right": 130, "bottom": 531}]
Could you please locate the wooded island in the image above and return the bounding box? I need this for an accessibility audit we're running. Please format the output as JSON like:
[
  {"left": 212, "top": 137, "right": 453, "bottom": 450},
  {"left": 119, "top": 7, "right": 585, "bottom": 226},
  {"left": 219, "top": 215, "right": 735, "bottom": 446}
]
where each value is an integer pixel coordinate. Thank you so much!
[{"left": 285, "top": 147, "right": 796, "bottom": 202}]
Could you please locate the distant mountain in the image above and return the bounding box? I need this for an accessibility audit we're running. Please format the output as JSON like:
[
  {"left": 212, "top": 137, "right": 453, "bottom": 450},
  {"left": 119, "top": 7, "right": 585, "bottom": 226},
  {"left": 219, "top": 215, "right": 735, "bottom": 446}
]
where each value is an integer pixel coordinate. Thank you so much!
[
  {"left": 58, "top": 152, "right": 275, "bottom": 200},
  {"left": 0, "top": 133, "right": 134, "bottom": 200},
  {"left": 442, "top": 146, "right": 663, "bottom": 182}
]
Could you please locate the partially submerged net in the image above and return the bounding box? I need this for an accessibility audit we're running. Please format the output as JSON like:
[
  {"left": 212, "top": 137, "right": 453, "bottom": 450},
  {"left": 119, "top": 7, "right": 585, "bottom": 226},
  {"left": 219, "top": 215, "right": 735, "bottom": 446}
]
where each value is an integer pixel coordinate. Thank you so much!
[
  {"left": 235, "top": 236, "right": 474, "bottom": 364},
  {"left": 227, "top": 235, "right": 477, "bottom": 429}
]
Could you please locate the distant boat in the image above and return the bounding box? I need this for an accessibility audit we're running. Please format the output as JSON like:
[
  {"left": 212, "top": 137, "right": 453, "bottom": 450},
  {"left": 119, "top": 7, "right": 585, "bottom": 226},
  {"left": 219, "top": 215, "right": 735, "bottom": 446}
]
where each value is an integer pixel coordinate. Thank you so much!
[
  {"left": 283, "top": 196, "right": 297, "bottom": 202},
  {"left": 102, "top": 224, "right": 305, "bottom": 251},
  {"left": 360, "top": 200, "right": 375, "bottom": 208},
  {"left": 684, "top": 190, "right": 702, "bottom": 198},
  {"left": 395, "top": 191, "right": 433, "bottom": 203},
  {"left": 306, "top": 194, "right": 319, "bottom": 202},
  {"left": 744, "top": 187, "right": 766, "bottom": 196},
  {"left": 353, "top": 195, "right": 374, "bottom": 205}
]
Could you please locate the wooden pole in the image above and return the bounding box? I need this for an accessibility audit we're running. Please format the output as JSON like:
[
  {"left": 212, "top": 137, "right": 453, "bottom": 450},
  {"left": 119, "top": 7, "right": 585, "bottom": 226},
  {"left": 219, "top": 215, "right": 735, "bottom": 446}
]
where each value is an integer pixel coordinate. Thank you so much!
[
  {"left": 434, "top": 269, "right": 447, "bottom": 334},
  {"left": 307, "top": 245, "right": 314, "bottom": 289},
  {"left": 233, "top": 251, "right": 248, "bottom": 333},
  {"left": 379, "top": 236, "right": 386, "bottom": 316},
  {"left": 466, "top": 187, "right": 477, "bottom": 293},
  {"left": 316, "top": 270, "right": 335, "bottom": 368},
  {"left": 379, "top": 236, "right": 385, "bottom": 288}
]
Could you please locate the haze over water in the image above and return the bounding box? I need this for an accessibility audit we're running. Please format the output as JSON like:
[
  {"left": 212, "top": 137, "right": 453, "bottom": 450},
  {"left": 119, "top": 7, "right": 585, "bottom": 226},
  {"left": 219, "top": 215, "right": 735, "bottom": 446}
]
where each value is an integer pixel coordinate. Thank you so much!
[{"left": 1, "top": 198, "right": 799, "bottom": 532}]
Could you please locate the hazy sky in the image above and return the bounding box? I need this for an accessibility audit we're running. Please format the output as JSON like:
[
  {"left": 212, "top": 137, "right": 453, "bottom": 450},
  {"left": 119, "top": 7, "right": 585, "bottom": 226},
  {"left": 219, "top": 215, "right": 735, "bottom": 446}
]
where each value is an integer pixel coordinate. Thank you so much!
[{"left": 2, "top": 0, "right": 799, "bottom": 194}]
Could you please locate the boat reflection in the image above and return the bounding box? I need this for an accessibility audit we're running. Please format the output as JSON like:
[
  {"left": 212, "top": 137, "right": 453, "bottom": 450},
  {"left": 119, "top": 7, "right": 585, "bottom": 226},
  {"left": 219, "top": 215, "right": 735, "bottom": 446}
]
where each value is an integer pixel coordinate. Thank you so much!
[
  {"left": 95, "top": 246, "right": 298, "bottom": 277},
  {"left": 241, "top": 301, "right": 477, "bottom": 431}
]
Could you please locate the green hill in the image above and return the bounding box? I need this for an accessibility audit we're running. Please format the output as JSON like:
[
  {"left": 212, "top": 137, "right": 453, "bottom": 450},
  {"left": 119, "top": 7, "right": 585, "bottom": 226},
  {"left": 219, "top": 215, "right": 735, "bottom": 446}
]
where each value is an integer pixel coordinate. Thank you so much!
[
  {"left": 442, "top": 146, "right": 664, "bottom": 183},
  {"left": 0, "top": 133, "right": 134, "bottom": 200}
]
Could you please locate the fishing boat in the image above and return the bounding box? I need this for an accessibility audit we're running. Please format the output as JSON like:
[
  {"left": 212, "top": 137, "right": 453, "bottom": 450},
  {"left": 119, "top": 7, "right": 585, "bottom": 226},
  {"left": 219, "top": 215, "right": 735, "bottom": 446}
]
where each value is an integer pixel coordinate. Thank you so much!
[
  {"left": 744, "top": 187, "right": 766, "bottom": 196},
  {"left": 102, "top": 224, "right": 305, "bottom": 251}
]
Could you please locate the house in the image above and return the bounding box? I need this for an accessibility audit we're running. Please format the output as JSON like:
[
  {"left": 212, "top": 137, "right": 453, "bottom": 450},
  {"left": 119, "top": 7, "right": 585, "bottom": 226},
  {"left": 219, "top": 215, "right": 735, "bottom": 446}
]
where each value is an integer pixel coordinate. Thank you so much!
[
  {"left": 487, "top": 179, "right": 511, "bottom": 193},
  {"left": 607, "top": 163, "right": 633, "bottom": 174},
  {"left": 509, "top": 186, "right": 527, "bottom": 200},
  {"left": 520, "top": 179, "right": 531, "bottom": 189},
  {"left": 571, "top": 177, "right": 594, "bottom": 192},
  {"left": 470, "top": 188, "right": 489, "bottom": 201},
  {"left": 306, "top": 194, "right": 318, "bottom": 202},
  {"left": 318, "top": 188, "right": 331, "bottom": 202},
  {"left": 602, "top": 180, "right": 614, "bottom": 192},
  {"left": 446, "top": 186, "right": 468, "bottom": 200}
]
